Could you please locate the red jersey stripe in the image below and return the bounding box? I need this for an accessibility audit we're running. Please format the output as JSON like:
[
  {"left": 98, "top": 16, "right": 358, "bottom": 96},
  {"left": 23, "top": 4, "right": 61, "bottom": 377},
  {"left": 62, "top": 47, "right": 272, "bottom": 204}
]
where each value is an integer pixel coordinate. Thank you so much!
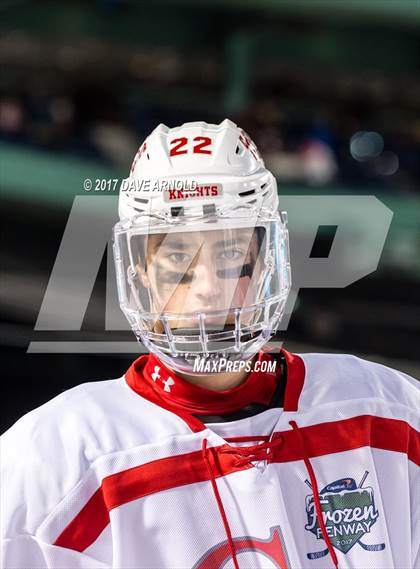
[{"left": 54, "top": 414, "right": 419, "bottom": 552}]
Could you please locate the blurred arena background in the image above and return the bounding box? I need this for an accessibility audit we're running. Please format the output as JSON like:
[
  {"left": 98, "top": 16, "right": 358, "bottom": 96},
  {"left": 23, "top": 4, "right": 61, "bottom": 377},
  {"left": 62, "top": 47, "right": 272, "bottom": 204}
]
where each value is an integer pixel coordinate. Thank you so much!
[{"left": 1, "top": 0, "right": 419, "bottom": 432}]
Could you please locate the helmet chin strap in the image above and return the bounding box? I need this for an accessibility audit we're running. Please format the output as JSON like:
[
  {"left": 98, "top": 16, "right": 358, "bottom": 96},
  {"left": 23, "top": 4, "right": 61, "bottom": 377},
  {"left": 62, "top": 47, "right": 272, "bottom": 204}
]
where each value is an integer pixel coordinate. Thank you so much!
[{"left": 171, "top": 323, "right": 235, "bottom": 334}]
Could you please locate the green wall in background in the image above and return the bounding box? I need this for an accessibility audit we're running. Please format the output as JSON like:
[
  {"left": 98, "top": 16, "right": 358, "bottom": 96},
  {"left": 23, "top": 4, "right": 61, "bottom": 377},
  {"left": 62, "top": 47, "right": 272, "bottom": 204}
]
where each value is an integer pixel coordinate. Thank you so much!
[{"left": 1, "top": 142, "right": 419, "bottom": 276}]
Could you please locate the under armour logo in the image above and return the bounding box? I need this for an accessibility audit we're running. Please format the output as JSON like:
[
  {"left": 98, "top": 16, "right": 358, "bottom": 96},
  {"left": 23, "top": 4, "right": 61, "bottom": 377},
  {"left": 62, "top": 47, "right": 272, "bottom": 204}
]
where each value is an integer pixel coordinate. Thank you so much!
[
  {"left": 162, "top": 377, "right": 175, "bottom": 392},
  {"left": 151, "top": 366, "right": 160, "bottom": 382},
  {"left": 150, "top": 365, "right": 175, "bottom": 392}
]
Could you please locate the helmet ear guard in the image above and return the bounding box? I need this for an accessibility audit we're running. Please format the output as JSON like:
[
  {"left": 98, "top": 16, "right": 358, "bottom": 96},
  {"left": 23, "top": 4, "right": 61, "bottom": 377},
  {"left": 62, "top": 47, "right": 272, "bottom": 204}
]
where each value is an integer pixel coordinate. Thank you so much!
[{"left": 113, "top": 120, "right": 291, "bottom": 374}]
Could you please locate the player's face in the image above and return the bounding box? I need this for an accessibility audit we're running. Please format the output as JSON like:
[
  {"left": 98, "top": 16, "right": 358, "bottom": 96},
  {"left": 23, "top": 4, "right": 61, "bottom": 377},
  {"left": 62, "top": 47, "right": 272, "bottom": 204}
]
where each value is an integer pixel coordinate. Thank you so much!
[{"left": 139, "top": 228, "right": 262, "bottom": 330}]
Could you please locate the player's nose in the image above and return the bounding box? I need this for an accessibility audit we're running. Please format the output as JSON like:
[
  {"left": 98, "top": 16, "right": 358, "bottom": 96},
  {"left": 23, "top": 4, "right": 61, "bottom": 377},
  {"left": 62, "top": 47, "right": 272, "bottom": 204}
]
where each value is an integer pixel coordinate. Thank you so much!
[{"left": 192, "top": 263, "right": 221, "bottom": 304}]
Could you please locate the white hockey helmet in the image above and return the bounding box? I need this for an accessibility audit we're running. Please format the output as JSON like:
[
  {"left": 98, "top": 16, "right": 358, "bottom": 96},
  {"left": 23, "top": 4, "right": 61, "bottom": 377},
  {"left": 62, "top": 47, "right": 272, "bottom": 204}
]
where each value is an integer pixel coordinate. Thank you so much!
[{"left": 113, "top": 119, "right": 291, "bottom": 373}]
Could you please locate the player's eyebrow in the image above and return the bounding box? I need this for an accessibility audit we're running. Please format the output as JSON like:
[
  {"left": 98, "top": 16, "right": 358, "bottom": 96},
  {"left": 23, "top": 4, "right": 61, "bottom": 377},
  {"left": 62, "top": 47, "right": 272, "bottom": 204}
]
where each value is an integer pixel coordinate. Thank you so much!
[
  {"left": 153, "top": 233, "right": 254, "bottom": 253},
  {"left": 157, "top": 239, "right": 191, "bottom": 250},
  {"left": 214, "top": 236, "right": 252, "bottom": 248}
]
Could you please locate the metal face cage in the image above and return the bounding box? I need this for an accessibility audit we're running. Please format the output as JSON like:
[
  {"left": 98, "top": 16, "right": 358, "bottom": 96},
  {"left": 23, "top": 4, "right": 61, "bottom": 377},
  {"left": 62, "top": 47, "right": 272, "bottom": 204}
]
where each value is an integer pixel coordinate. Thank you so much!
[{"left": 113, "top": 206, "right": 291, "bottom": 373}]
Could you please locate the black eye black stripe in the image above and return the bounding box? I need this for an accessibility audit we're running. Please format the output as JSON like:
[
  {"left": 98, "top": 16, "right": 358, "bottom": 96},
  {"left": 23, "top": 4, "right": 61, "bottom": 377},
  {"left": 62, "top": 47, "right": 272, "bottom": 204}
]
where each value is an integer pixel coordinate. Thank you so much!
[{"left": 157, "top": 263, "right": 253, "bottom": 285}]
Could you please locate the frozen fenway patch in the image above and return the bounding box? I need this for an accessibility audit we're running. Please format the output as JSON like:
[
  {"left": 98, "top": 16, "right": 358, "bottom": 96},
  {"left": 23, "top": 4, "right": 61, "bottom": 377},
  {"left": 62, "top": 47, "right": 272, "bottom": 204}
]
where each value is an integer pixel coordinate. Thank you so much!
[
  {"left": 304, "top": 473, "right": 385, "bottom": 558},
  {"left": 163, "top": 184, "right": 223, "bottom": 202}
]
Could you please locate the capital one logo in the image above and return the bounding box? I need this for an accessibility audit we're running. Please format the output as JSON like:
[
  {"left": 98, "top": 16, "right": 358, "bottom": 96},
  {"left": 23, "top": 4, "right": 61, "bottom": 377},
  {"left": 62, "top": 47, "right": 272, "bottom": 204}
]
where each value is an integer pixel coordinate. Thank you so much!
[{"left": 29, "top": 196, "right": 392, "bottom": 353}]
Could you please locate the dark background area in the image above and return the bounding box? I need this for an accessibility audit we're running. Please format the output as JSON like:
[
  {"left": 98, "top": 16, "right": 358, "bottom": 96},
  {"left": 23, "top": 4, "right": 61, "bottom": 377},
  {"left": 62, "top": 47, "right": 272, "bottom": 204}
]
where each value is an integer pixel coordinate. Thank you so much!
[{"left": 1, "top": 0, "right": 419, "bottom": 433}]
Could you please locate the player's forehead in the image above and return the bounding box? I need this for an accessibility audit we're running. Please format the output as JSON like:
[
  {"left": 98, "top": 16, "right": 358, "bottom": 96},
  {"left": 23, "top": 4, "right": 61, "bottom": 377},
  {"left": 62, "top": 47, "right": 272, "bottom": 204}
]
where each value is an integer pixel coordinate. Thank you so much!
[{"left": 146, "top": 227, "right": 258, "bottom": 253}]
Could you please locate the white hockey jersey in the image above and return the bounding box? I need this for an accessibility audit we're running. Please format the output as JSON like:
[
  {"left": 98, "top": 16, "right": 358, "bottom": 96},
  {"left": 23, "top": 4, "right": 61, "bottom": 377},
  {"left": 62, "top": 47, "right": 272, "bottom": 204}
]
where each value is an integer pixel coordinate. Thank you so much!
[{"left": 2, "top": 349, "right": 419, "bottom": 569}]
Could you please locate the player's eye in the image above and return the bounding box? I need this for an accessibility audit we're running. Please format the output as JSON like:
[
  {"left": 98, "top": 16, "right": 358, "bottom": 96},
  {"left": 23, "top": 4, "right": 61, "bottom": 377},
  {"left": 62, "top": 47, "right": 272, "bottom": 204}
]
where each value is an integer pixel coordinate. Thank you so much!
[
  {"left": 219, "top": 248, "right": 244, "bottom": 262},
  {"left": 167, "top": 252, "right": 191, "bottom": 263}
]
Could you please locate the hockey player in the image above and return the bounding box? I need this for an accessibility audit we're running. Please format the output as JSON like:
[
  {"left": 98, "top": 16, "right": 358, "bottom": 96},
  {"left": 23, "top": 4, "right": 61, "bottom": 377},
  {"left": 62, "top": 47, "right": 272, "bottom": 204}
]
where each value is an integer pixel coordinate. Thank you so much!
[{"left": 2, "top": 120, "right": 419, "bottom": 569}]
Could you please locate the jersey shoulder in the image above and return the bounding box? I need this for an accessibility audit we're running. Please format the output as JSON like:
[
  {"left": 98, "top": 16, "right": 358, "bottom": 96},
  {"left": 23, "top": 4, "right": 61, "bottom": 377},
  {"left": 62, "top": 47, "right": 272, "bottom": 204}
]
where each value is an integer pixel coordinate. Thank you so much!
[
  {"left": 297, "top": 352, "right": 419, "bottom": 413},
  {"left": 2, "top": 372, "right": 191, "bottom": 464},
  {"left": 1, "top": 373, "right": 192, "bottom": 538}
]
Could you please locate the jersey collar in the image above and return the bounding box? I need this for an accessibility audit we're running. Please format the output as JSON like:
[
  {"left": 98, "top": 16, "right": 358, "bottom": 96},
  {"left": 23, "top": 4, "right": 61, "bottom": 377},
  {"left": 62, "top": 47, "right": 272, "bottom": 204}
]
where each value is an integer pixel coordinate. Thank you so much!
[{"left": 125, "top": 349, "right": 305, "bottom": 418}]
